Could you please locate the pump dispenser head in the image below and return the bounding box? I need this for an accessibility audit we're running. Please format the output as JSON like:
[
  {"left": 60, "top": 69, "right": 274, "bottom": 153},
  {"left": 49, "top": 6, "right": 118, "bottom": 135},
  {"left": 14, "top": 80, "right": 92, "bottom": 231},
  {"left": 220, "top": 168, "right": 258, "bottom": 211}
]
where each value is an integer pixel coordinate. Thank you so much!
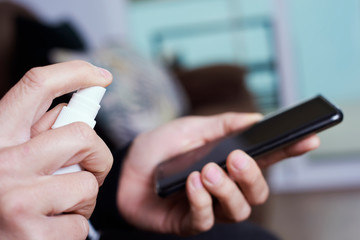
[{"left": 52, "top": 86, "right": 106, "bottom": 129}]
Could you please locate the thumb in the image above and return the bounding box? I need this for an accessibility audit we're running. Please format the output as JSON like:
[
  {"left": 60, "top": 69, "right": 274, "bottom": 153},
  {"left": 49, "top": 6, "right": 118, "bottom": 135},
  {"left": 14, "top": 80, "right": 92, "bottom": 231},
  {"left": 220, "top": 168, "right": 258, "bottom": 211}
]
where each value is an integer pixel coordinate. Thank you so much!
[{"left": 0, "top": 61, "right": 112, "bottom": 147}]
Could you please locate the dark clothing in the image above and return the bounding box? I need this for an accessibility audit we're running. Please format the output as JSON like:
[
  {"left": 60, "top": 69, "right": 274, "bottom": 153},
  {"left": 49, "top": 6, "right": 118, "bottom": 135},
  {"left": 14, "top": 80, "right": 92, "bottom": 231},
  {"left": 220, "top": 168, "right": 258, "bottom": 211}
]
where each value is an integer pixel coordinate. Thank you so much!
[{"left": 90, "top": 145, "right": 279, "bottom": 240}]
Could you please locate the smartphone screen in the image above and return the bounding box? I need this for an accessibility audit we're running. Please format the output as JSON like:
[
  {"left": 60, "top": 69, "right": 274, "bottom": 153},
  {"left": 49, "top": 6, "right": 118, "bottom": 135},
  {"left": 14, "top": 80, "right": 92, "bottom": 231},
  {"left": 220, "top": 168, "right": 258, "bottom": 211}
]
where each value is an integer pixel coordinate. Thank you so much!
[{"left": 155, "top": 95, "right": 343, "bottom": 197}]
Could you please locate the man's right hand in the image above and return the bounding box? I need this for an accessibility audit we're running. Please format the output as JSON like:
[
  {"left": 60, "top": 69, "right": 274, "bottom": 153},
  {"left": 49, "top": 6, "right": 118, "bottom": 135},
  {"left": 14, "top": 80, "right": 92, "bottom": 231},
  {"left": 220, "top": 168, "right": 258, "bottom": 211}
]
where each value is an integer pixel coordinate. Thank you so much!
[{"left": 0, "top": 61, "right": 113, "bottom": 239}]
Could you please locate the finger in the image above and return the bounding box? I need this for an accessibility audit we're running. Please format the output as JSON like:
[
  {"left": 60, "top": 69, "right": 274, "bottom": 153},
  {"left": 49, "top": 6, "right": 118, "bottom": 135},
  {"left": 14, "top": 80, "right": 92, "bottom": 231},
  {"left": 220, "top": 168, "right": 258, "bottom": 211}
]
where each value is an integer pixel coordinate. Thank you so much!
[
  {"left": 182, "top": 171, "right": 214, "bottom": 234},
  {"left": 12, "top": 122, "right": 113, "bottom": 185},
  {"left": 45, "top": 214, "right": 89, "bottom": 240},
  {"left": 35, "top": 172, "right": 98, "bottom": 218},
  {"left": 226, "top": 150, "right": 269, "bottom": 205},
  {"left": 3, "top": 213, "right": 89, "bottom": 240},
  {"left": 141, "top": 112, "right": 263, "bottom": 163},
  {"left": 2, "top": 172, "right": 98, "bottom": 225},
  {"left": 201, "top": 163, "right": 252, "bottom": 223},
  {"left": 197, "top": 112, "right": 263, "bottom": 142},
  {"left": 178, "top": 113, "right": 263, "bottom": 151},
  {"left": 256, "top": 135, "right": 320, "bottom": 168},
  {"left": 0, "top": 60, "right": 112, "bottom": 146},
  {"left": 31, "top": 103, "right": 66, "bottom": 138}
]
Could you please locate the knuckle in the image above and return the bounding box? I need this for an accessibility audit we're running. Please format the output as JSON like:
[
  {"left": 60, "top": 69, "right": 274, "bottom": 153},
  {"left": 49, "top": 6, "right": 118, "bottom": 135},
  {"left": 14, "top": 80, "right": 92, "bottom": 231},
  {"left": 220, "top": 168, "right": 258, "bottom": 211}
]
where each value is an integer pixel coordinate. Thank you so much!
[
  {"left": 210, "top": 174, "right": 234, "bottom": 199},
  {"left": 191, "top": 193, "right": 210, "bottom": 210},
  {"left": 242, "top": 170, "right": 261, "bottom": 188},
  {"left": 216, "top": 112, "right": 237, "bottom": 135},
  {"left": 195, "top": 218, "right": 214, "bottom": 232},
  {"left": 0, "top": 190, "right": 31, "bottom": 225},
  {"left": 253, "top": 186, "right": 270, "bottom": 206},
  {"left": 234, "top": 205, "right": 252, "bottom": 222},
  {"left": 70, "top": 122, "right": 95, "bottom": 142},
  {"left": 30, "top": 124, "right": 41, "bottom": 137},
  {"left": 22, "top": 67, "right": 47, "bottom": 91},
  {"left": 70, "top": 60, "right": 97, "bottom": 76},
  {"left": 0, "top": 149, "right": 17, "bottom": 174},
  {"left": 70, "top": 59, "right": 93, "bottom": 69}
]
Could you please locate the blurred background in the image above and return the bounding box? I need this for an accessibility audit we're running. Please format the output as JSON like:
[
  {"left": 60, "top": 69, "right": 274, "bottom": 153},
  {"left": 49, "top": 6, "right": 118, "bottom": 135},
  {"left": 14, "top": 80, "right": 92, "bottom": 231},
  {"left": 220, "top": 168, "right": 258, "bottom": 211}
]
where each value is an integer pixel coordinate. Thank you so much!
[{"left": 1, "top": 0, "right": 360, "bottom": 239}]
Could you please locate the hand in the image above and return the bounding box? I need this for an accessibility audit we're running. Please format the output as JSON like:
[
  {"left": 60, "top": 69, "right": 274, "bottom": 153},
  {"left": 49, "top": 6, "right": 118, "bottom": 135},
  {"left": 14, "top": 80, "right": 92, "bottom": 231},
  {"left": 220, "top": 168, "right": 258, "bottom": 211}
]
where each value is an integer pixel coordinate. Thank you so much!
[
  {"left": 0, "top": 61, "right": 113, "bottom": 239},
  {"left": 117, "top": 113, "right": 320, "bottom": 236}
]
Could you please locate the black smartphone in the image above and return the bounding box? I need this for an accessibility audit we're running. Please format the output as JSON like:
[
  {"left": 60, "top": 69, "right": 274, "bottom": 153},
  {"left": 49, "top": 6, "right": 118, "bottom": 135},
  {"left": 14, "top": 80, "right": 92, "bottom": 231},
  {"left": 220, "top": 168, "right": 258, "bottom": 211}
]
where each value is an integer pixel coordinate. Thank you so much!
[{"left": 155, "top": 95, "right": 343, "bottom": 198}]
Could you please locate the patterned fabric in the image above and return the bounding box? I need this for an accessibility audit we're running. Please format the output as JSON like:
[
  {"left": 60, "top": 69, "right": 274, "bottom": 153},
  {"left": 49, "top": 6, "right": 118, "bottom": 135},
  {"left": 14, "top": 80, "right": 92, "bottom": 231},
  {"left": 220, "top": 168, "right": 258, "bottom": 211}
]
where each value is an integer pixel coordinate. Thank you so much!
[{"left": 52, "top": 44, "right": 189, "bottom": 147}]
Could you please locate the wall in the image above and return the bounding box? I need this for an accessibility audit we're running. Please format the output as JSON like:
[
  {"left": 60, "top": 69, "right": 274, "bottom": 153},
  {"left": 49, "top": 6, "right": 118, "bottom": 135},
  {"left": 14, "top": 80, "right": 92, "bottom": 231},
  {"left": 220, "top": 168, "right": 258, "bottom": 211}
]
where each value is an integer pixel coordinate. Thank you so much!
[
  {"left": 287, "top": 0, "right": 360, "bottom": 102},
  {"left": 270, "top": 0, "right": 360, "bottom": 193}
]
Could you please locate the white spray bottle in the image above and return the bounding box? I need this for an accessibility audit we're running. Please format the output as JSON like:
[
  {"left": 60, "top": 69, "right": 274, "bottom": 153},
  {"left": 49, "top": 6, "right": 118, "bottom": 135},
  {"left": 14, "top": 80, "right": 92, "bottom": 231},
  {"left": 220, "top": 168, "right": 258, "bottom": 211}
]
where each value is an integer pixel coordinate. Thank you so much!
[{"left": 52, "top": 86, "right": 106, "bottom": 240}]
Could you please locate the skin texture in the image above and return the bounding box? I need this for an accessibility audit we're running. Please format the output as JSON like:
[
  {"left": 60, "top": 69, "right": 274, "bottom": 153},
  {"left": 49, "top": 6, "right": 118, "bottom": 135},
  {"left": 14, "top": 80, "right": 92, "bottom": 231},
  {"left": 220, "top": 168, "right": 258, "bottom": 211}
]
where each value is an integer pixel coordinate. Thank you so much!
[
  {"left": 0, "top": 61, "right": 113, "bottom": 240},
  {"left": 117, "top": 113, "right": 320, "bottom": 236}
]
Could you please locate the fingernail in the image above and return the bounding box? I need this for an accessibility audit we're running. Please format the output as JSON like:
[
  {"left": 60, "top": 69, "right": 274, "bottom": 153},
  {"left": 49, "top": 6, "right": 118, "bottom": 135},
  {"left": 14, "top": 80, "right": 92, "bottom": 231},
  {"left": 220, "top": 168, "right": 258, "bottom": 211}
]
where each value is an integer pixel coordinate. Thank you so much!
[
  {"left": 205, "top": 165, "right": 222, "bottom": 185},
  {"left": 98, "top": 67, "right": 112, "bottom": 80},
  {"left": 191, "top": 172, "right": 203, "bottom": 190},
  {"left": 231, "top": 151, "right": 249, "bottom": 171}
]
